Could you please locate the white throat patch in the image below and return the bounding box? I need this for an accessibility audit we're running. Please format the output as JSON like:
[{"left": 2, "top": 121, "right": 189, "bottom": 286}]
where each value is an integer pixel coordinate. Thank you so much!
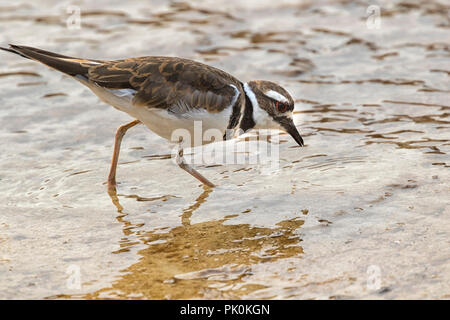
[
  {"left": 243, "top": 82, "right": 281, "bottom": 130},
  {"left": 243, "top": 82, "right": 259, "bottom": 110}
]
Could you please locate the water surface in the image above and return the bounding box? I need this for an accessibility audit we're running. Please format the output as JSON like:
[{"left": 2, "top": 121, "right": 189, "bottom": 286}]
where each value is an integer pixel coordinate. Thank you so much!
[{"left": 0, "top": 0, "right": 449, "bottom": 299}]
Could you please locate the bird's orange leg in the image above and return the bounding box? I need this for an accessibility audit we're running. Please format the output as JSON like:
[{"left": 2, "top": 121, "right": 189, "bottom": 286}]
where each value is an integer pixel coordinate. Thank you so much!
[
  {"left": 107, "top": 120, "right": 141, "bottom": 193},
  {"left": 176, "top": 144, "right": 216, "bottom": 188}
]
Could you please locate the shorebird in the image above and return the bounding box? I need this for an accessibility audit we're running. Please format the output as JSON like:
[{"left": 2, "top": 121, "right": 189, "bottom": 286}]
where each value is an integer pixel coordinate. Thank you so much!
[{"left": 1, "top": 44, "right": 304, "bottom": 191}]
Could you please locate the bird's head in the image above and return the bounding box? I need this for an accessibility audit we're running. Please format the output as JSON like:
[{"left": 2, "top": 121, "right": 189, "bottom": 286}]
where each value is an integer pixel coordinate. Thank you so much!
[{"left": 243, "top": 80, "right": 304, "bottom": 147}]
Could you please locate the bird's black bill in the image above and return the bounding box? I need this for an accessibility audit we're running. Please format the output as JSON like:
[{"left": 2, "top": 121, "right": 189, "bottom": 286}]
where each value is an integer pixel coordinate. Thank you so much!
[
  {"left": 287, "top": 125, "right": 304, "bottom": 147},
  {"left": 278, "top": 117, "right": 304, "bottom": 147}
]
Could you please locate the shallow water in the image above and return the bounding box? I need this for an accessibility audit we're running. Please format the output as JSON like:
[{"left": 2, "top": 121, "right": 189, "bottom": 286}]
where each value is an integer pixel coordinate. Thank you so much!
[{"left": 0, "top": 0, "right": 449, "bottom": 299}]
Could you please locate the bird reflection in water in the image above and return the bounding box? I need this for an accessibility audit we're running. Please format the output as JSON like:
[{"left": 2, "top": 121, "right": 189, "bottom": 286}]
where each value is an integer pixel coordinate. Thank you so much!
[{"left": 91, "top": 187, "right": 304, "bottom": 299}]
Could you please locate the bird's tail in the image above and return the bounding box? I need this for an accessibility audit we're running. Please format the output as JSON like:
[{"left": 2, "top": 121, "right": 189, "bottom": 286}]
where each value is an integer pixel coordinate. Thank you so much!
[{"left": 0, "top": 44, "right": 101, "bottom": 77}]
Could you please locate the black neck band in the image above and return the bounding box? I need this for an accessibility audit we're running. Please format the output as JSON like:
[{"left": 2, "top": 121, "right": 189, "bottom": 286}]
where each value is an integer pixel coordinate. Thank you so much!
[
  {"left": 224, "top": 82, "right": 256, "bottom": 140},
  {"left": 239, "top": 82, "right": 256, "bottom": 133}
]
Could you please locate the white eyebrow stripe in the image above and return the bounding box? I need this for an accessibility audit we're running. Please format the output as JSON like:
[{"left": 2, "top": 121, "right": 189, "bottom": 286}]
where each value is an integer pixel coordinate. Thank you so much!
[{"left": 264, "top": 90, "right": 289, "bottom": 103}]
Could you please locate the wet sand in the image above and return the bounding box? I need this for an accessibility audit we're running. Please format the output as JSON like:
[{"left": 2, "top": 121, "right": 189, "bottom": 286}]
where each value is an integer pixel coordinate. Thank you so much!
[{"left": 0, "top": 0, "right": 449, "bottom": 299}]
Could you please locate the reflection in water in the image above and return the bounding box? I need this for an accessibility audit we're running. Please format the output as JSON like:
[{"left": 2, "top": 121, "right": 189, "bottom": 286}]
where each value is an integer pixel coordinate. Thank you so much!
[{"left": 85, "top": 187, "right": 303, "bottom": 299}]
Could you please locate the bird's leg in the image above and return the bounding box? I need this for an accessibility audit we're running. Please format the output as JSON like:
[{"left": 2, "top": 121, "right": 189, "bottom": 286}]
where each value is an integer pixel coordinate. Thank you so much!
[
  {"left": 107, "top": 120, "right": 141, "bottom": 193},
  {"left": 176, "top": 143, "right": 215, "bottom": 188}
]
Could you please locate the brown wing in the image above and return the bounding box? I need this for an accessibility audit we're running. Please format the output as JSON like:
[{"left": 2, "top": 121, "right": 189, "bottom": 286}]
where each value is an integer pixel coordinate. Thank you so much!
[
  {"left": 1, "top": 45, "right": 243, "bottom": 114},
  {"left": 88, "top": 57, "right": 243, "bottom": 113}
]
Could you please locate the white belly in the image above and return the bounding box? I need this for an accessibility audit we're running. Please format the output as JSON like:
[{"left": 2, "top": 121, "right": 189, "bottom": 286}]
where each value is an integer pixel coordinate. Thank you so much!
[
  {"left": 82, "top": 80, "right": 232, "bottom": 147},
  {"left": 136, "top": 107, "right": 232, "bottom": 147}
]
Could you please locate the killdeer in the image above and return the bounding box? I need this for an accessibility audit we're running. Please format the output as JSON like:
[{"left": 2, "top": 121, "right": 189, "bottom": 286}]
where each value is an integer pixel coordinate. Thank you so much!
[{"left": 1, "top": 44, "right": 304, "bottom": 191}]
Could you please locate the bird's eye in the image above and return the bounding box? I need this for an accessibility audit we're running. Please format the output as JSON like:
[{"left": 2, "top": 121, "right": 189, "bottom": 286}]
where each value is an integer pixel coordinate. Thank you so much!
[{"left": 276, "top": 101, "right": 288, "bottom": 113}]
